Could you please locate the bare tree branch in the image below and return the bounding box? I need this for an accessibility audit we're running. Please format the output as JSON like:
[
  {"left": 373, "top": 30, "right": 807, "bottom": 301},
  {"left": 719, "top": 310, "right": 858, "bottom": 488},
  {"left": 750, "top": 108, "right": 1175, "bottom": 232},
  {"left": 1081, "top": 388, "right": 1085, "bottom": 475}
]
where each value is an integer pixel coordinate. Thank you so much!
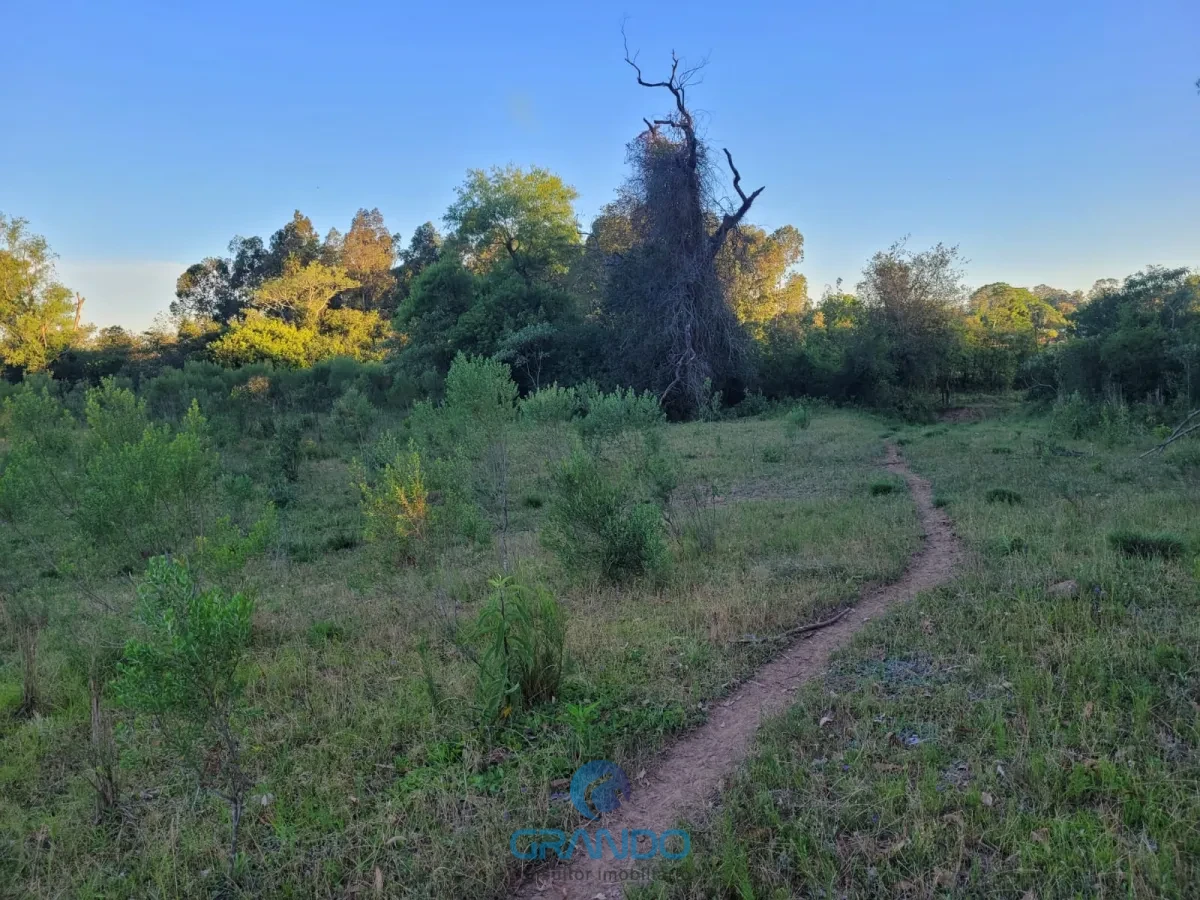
[
  {"left": 708, "top": 148, "right": 764, "bottom": 258},
  {"left": 1138, "top": 408, "right": 1200, "bottom": 458}
]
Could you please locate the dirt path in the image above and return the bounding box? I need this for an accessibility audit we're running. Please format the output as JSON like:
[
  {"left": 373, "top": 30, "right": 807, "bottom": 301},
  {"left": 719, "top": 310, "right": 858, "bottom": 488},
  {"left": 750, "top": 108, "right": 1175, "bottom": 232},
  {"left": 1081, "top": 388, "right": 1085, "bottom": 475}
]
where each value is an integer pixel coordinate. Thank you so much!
[{"left": 512, "top": 444, "right": 963, "bottom": 899}]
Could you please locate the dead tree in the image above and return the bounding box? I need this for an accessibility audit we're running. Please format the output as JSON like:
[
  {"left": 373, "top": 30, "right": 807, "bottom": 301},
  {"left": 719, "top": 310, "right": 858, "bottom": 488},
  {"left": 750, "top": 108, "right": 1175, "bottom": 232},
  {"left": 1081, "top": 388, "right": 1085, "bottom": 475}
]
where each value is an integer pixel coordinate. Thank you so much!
[{"left": 608, "top": 35, "right": 765, "bottom": 415}]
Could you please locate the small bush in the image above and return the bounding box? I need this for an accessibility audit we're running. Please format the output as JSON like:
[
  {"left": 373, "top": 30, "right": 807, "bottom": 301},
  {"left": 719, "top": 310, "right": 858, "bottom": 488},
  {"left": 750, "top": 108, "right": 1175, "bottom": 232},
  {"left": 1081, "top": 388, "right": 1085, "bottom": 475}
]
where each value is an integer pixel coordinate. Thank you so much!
[
  {"left": 1001, "top": 536, "right": 1028, "bottom": 555},
  {"left": 869, "top": 479, "right": 899, "bottom": 496},
  {"left": 542, "top": 450, "right": 668, "bottom": 581},
  {"left": 520, "top": 383, "right": 579, "bottom": 425},
  {"left": 577, "top": 388, "right": 664, "bottom": 445},
  {"left": 783, "top": 405, "right": 811, "bottom": 441},
  {"left": 991, "top": 446, "right": 1013, "bottom": 454},
  {"left": 307, "top": 620, "right": 346, "bottom": 646},
  {"left": 273, "top": 416, "right": 303, "bottom": 482},
  {"left": 354, "top": 446, "right": 429, "bottom": 560},
  {"left": 113, "top": 558, "right": 254, "bottom": 877},
  {"left": 985, "top": 488, "right": 1023, "bottom": 504},
  {"left": 330, "top": 386, "right": 376, "bottom": 444},
  {"left": 733, "top": 391, "right": 770, "bottom": 418},
  {"left": 761, "top": 445, "right": 785, "bottom": 463},
  {"left": 1108, "top": 529, "right": 1185, "bottom": 560}
]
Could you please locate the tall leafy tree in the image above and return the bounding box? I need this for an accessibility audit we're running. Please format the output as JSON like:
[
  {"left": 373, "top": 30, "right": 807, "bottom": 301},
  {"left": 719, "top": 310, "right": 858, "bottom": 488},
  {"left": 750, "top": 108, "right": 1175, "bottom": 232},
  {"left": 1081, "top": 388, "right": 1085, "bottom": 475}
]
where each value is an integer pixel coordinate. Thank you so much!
[
  {"left": 251, "top": 260, "right": 359, "bottom": 327},
  {"left": 172, "top": 257, "right": 236, "bottom": 322},
  {"left": 0, "top": 214, "right": 84, "bottom": 371},
  {"left": 857, "top": 241, "right": 967, "bottom": 396},
  {"left": 341, "top": 208, "right": 396, "bottom": 310},
  {"left": 267, "top": 210, "right": 321, "bottom": 273},
  {"left": 445, "top": 166, "right": 582, "bottom": 283},
  {"left": 716, "top": 224, "right": 808, "bottom": 328}
]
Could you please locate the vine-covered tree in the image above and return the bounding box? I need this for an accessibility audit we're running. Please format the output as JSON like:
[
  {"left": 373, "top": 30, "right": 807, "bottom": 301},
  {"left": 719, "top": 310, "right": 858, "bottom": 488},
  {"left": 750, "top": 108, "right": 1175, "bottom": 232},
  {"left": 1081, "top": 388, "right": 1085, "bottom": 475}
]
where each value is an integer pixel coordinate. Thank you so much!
[{"left": 601, "top": 38, "right": 767, "bottom": 414}]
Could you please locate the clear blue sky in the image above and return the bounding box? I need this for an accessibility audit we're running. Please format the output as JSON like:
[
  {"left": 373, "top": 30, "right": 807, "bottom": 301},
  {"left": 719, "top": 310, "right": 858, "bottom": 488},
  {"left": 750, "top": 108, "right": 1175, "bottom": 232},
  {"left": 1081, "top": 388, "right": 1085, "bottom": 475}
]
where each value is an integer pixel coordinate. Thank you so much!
[{"left": 3, "top": 0, "right": 1198, "bottom": 329}]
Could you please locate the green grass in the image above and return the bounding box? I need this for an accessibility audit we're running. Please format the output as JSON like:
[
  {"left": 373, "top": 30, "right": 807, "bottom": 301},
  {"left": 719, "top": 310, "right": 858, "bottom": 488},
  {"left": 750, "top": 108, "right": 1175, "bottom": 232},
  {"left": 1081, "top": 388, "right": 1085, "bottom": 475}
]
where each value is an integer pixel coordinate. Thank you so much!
[
  {"left": 643, "top": 412, "right": 1200, "bottom": 899},
  {"left": 0, "top": 408, "right": 920, "bottom": 898},
  {"left": 1109, "top": 529, "right": 1186, "bottom": 560}
]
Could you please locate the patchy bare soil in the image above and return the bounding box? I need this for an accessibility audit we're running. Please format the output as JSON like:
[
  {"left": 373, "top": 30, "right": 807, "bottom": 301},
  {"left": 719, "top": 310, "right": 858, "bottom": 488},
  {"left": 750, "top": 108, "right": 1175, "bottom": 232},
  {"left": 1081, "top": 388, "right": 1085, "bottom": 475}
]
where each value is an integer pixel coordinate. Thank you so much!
[
  {"left": 511, "top": 443, "right": 964, "bottom": 899},
  {"left": 938, "top": 406, "right": 985, "bottom": 423}
]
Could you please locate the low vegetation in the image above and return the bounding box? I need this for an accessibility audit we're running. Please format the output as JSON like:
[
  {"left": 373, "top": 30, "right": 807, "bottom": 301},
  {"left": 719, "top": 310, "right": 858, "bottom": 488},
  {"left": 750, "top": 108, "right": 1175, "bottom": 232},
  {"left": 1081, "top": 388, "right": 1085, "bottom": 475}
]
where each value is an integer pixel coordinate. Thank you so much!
[
  {"left": 645, "top": 411, "right": 1200, "bottom": 899},
  {"left": 0, "top": 365, "right": 924, "bottom": 898}
]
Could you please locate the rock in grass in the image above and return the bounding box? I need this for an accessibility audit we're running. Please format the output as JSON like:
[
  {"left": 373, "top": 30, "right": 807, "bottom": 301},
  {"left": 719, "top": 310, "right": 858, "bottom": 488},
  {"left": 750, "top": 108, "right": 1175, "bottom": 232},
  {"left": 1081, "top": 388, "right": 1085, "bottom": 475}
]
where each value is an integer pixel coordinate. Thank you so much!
[{"left": 1047, "top": 579, "right": 1079, "bottom": 598}]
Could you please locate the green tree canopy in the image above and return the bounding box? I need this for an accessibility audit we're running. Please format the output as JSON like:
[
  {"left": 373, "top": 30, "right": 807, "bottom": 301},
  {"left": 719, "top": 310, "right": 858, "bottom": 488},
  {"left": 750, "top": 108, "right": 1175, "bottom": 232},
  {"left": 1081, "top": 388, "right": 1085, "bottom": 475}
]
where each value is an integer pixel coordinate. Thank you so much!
[
  {"left": 445, "top": 166, "right": 582, "bottom": 283},
  {"left": 0, "top": 214, "right": 85, "bottom": 371},
  {"left": 251, "top": 260, "right": 359, "bottom": 327},
  {"left": 341, "top": 208, "right": 396, "bottom": 310},
  {"left": 716, "top": 223, "right": 808, "bottom": 328}
]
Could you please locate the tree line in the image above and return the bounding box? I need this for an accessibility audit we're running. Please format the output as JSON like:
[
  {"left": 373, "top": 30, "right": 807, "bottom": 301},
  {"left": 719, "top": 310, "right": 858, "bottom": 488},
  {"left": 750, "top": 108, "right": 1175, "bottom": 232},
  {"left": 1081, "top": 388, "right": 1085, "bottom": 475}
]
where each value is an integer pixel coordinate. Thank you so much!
[{"left": 3, "top": 51, "right": 1197, "bottom": 420}]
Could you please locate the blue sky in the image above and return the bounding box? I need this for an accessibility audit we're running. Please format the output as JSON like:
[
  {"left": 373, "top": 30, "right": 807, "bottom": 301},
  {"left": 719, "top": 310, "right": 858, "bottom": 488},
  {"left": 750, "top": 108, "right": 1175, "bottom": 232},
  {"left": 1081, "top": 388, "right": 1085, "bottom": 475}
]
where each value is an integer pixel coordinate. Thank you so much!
[{"left": 3, "top": 0, "right": 1198, "bottom": 329}]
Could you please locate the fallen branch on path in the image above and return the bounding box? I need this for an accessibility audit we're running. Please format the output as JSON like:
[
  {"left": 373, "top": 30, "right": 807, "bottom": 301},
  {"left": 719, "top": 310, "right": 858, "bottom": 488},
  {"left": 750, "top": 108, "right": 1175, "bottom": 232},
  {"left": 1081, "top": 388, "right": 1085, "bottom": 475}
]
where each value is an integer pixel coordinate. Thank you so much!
[{"left": 735, "top": 606, "right": 851, "bottom": 645}]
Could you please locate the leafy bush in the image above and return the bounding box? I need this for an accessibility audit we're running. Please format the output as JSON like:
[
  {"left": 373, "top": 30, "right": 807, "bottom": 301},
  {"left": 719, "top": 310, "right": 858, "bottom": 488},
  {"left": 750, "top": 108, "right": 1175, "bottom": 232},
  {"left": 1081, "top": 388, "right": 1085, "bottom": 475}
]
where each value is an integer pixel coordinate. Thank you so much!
[
  {"left": 330, "top": 386, "right": 375, "bottom": 444},
  {"left": 191, "top": 503, "right": 278, "bottom": 578},
  {"left": 1051, "top": 391, "right": 1137, "bottom": 442},
  {"left": 354, "top": 445, "right": 429, "bottom": 561},
  {"left": 520, "top": 383, "right": 579, "bottom": 425},
  {"left": 761, "top": 444, "right": 785, "bottom": 463},
  {"left": 469, "top": 574, "right": 566, "bottom": 721},
  {"left": 783, "top": 404, "right": 811, "bottom": 441},
  {"left": 77, "top": 399, "right": 219, "bottom": 566},
  {"left": 733, "top": 390, "right": 771, "bottom": 418},
  {"left": 869, "top": 478, "right": 899, "bottom": 496},
  {"left": 576, "top": 387, "right": 664, "bottom": 446},
  {"left": 272, "top": 416, "right": 303, "bottom": 482},
  {"left": 113, "top": 558, "right": 254, "bottom": 877},
  {"left": 542, "top": 449, "right": 669, "bottom": 581},
  {"left": 985, "top": 487, "right": 1023, "bottom": 504},
  {"left": 1108, "top": 529, "right": 1185, "bottom": 560}
]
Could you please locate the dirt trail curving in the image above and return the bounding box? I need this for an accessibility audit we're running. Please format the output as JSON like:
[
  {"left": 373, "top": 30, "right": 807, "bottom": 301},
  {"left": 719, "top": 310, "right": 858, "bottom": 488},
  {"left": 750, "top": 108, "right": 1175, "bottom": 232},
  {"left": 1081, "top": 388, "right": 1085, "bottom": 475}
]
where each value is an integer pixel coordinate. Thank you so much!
[{"left": 511, "top": 443, "right": 963, "bottom": 899}]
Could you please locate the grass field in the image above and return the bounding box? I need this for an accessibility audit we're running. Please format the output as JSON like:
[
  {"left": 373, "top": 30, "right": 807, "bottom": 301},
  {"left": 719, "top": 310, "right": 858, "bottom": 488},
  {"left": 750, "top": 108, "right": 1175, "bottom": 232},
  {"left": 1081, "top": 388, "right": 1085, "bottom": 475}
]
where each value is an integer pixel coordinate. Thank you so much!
[
  {"left": 641, "top": 410, "right": 1200, "bottom": 899},
  {"left": 1, "top": 405, "right": 921, "bottom": 898}
]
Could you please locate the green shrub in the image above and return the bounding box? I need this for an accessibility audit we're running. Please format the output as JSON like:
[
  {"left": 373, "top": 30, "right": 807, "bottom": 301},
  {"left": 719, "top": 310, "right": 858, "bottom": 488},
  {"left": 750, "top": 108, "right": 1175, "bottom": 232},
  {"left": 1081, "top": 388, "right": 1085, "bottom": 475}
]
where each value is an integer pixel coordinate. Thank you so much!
[
  {"left": 761, "top": 444, "right": 785, "bottom": 463},
  {"left": 520, "top": 383, "right": 580, "bottom": 425},
  {"left": 985, "top": 487, "right": 1023, "bottom": 504},
  {"left": 273, "top": 416, "right": 303, "bottom": 482},
  {"left": 330, "top": 386, "right": 376, "bottom": 444},
  {"left": 1108, "top": 529, "right": 1185, "bottom": 560},
  {"left": 307, "top": 620, "right": 346, "bottom": 646},
  {"left": 577, "top": 387, "right": 664, "bottom": 445},
  {"left": 113, "top": 558, "right": 254, "bottom": 878},
  {"left": 469, "top": 573, "right": 566, "bottom": 721},
  {"left": 354, "top": 446, "right": 429, "bottom": 561},
  {"left": 783, "top": 404, "right": 811, "bottom": 441},
  {"left": 734, "top": 391, "right": 770, "bottom": 418},
  {"left": 869, "top": 479, "right": 899, "bottom": 496},
  {"left": 542, "top": 450, "right": 669, "bottom": 581},
  {"left": 191, "top": 504, "right": 278, "bottom": 578}
]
